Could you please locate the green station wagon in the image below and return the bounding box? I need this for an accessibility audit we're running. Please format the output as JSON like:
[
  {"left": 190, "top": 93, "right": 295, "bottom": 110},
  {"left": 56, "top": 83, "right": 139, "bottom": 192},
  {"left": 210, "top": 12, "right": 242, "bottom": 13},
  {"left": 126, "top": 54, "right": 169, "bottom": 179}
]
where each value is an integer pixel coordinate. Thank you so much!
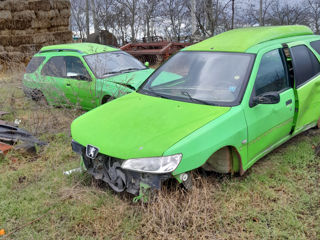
[
  {"left": 23, "top": 43, "right": 153, "bottom": 110},
  {"left": 71, "top": 25, "right": 320, "bottom": 198}
]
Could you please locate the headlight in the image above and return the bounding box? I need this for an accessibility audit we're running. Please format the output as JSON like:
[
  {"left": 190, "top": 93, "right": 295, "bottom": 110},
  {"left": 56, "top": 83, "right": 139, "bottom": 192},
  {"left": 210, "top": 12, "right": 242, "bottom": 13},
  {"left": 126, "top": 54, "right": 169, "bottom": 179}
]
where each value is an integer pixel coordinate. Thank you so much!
[{"left": 121, "top": 154, "right": 182, "bottom": 174}]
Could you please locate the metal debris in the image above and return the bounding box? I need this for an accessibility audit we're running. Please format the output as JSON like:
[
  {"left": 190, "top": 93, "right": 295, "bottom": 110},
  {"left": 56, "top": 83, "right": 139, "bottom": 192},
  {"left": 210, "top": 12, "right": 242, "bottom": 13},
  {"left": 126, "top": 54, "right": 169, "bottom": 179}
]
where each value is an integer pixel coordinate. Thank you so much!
[
  {"left": 63, "top": 167, "right": 82, "bottom": 175},
  {"left": 0, "top": 124, "right": 46, "bottom": 153}
]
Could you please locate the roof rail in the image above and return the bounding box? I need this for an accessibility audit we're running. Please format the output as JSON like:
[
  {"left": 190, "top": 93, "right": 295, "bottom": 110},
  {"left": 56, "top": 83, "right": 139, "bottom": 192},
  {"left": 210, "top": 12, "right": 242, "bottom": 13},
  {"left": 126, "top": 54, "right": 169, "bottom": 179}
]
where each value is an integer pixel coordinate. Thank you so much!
[{"left": 39, "top": 49, "right": 84, "bottom": 54}]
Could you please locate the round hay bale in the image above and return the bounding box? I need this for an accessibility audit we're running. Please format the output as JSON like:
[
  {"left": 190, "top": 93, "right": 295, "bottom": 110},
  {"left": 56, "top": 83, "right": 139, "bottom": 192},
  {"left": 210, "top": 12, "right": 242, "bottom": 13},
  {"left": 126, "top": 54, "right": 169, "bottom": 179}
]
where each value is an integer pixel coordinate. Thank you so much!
[{"left": 13, "top": 10, "right": 36, "bottom": 21}]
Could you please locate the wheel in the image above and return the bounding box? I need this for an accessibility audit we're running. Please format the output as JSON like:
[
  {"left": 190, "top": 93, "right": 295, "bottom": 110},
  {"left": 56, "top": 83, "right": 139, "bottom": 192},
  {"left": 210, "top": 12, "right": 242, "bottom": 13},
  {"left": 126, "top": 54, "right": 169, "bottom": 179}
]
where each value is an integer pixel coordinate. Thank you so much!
[
  {"left": 31, "top": 89, "right": 47, "bottom": 105},
  {"left": 101, "top": 95, "right": 115, "bottom": 104}
]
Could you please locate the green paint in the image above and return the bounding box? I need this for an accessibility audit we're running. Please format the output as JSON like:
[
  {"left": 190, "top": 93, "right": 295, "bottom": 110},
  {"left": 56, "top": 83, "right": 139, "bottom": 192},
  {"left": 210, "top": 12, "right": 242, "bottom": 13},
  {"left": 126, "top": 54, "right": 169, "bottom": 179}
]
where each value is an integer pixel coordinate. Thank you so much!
[
  {"left": 184, "top": 25, "right": 313, "bottom": 53},
  {"left": 71, "top": 92, "right": 230, "bottom": 159},
  {"left": 23, "top": 43, "right": 154, "bottom": 110},
  {"left": 71, "top": 26, "right": 320, "bottom": 188}
]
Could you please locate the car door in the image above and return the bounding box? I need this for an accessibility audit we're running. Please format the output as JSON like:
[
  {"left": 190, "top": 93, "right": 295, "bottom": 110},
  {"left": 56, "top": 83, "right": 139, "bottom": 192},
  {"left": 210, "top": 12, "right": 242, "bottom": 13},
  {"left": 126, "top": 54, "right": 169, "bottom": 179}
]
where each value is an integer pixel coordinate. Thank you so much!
[
  {"left": 244, "top": 48, "right": 295, "bottom": 163},
  {"left": 288, "top": 42, "right": 320, "bottom": 133},
  {"left": 64, "top": 56, "right": 97, "bottom": 109},
  {"left": 41, "top": 56, "right": 69, "bottom": 105}
]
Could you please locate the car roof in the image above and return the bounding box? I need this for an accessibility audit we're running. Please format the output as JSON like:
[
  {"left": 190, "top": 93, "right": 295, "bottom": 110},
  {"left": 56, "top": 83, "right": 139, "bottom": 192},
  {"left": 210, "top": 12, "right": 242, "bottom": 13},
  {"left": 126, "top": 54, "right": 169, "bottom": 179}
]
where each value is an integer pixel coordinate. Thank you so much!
[
  {"left": 39, "top": 43, "right": 119, "bottom": 55},
  {"left": 184, "top": 25, "right": 314, "bottom": 53}
]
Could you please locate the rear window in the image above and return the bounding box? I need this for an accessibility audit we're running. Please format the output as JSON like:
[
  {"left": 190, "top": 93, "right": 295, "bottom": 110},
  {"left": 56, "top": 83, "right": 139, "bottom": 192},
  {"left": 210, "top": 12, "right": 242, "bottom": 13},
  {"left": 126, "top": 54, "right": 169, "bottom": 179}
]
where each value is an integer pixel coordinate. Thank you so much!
[
  {"left": 26, "top": 57, "right": 45, "bottom": 73},
  {"left": 290, "top": 45, "right": 320, "bottom": 87}
]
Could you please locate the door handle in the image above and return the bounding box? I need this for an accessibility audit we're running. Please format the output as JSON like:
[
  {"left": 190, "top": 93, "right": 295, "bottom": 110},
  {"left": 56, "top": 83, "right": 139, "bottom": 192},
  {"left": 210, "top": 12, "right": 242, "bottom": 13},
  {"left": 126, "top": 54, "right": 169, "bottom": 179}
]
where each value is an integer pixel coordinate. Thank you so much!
[{"left": 286, "top": 99, "right": 292, "bottom": 106}]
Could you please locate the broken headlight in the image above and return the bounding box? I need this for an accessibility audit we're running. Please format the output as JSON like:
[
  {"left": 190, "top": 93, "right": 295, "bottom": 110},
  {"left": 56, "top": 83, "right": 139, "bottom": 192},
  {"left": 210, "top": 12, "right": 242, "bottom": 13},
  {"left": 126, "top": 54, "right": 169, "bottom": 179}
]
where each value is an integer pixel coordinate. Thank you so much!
[{"left": 121, "top": 154, "right": 182, "bottom": 174}]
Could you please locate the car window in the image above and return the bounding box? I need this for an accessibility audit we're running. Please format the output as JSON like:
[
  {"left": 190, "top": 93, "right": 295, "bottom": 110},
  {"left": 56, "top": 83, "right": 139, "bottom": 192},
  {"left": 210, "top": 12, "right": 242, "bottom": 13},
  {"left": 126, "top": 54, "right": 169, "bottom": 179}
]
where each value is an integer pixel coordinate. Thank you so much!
[
  {"left": 26, "top": 57, "right": 45, "bottom": 73},
  {"left": 41, "top": 56, "right": 90, "bottom": 80},
  {"left": 140, "top": 51, "right": 255, "bottom": 106},
  {"left": 254, "top": 49, "right": 289, "bottom": 96},
  {"left": 310, "top": 40, "right": 320, "bottom": 55},
  {"left": 291, "top": 45, "right": 320, "bottom": 87}
]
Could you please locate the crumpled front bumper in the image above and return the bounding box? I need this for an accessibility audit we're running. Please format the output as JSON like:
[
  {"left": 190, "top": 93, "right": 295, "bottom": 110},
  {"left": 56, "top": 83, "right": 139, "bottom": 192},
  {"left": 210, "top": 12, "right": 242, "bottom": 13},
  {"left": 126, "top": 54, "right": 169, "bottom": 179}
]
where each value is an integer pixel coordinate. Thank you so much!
[{"left": 71, "top": 140, "right": 171, "bottom": 195}]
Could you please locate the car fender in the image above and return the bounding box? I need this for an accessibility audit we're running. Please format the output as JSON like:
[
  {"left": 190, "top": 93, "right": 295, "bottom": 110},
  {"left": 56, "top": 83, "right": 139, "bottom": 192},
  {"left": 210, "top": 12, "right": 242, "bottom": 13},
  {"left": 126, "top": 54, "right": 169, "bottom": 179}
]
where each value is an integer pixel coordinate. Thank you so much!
[
  {"left": 165, "top": 106, "right": 248, "bottom": 175},
  {"left": 96, "top": 80, "right": 134, "bottom": 104}
]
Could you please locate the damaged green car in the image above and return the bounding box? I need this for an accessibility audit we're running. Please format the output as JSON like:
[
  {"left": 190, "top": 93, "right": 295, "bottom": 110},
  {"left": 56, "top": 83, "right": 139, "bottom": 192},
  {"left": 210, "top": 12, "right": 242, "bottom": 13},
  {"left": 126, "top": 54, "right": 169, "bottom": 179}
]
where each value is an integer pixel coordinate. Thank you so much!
[
  {"left": 23, "top": 43, "right": 153, "bottom": 110},
  {"left": 71, "top": 25, "right": 320, "bottom": 198}
]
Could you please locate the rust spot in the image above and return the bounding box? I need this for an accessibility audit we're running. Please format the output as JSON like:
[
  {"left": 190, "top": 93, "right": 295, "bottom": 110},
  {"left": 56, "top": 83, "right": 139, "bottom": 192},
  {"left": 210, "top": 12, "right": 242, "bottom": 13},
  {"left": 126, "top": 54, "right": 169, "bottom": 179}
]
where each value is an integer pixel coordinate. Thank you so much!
[{"left": 0, "top": 141, "right": 13, "bottom": 156}]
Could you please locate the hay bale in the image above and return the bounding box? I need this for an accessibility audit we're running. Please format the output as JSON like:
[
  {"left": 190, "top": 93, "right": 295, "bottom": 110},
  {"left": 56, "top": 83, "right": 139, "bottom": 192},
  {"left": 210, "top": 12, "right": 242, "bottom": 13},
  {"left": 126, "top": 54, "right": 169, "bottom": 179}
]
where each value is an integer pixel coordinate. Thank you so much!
[
  {"left": 31, "top": 19, "right": 51, "bottom": 29},
  {"left": 59, "top": 9, "right": 70, "bottom": 18},
  {"left": 20, "top": 44, "right": 42, "bottom": 53},
  {"left": 33, "top": 33, "right": 55, "bottom": 44},
  {"left": 13, "top": 10, "right": 36, "bottom": 21},
  {"left": 36, "top": 9, "right": 57, "bottom": 19},
  {"left": 11, "top": 35, "right": 33, "bottom": 46},
  {"left": 11, "top": 0, "right": 29, "bottom": 12},
  {"left": 28, "top": 0, "right": 51, "bottom": 11},
  {"left": 0, "top": 29, "right": 11, "bottom": 35},
  {"left": 48, "top": 26, "right": 69, "bottom": 32},
  {"left": 4, "top": 46, "right": 14, "bottom": 52},
  {"left": 0, "top": 45, "right": 4, "bottom": 52},
  {"left": 11, "top": 29, "right": 34, "bottom": 36},
  {"left": 51, "top": 0, "right": 70, "bottom": 10},
  {"left": 50, "top": 17, "right": 69, "bottom": 27},
  {"left": 5, "top": 19, "right": 32, "bottom": 30},
  {"left": 8, "top": 51, "right": 24, "bottom": 62},
  {"left": 0, "top": 35, "right": 11, "bottom": 46},
  {"left": 53, "top": 31, "right": 72, "bottom": 43},
  {"left": 0, "top": 1, "right": 11, "bottom": 11},
  {"left": 0, "top": 10, "right": 12, "bottom": 21}
]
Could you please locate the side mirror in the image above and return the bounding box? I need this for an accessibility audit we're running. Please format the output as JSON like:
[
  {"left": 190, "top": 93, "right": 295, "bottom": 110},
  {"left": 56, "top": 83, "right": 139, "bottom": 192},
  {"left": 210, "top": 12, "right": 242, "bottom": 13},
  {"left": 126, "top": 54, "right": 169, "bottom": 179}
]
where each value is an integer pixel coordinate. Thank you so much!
[
  {"left": 144, "top": 62, "right": 150, "bottom": 67},
  {"left": 252, "top": 92, "right": 280, "bottom": 107}
]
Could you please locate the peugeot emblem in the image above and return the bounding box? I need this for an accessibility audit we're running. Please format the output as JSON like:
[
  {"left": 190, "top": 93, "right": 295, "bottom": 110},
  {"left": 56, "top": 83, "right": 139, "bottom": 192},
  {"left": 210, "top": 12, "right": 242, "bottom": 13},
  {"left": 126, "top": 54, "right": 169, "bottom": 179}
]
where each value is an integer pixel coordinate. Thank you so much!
[{"left": 86, "top": 144, "right": 99, "bottom": 159}]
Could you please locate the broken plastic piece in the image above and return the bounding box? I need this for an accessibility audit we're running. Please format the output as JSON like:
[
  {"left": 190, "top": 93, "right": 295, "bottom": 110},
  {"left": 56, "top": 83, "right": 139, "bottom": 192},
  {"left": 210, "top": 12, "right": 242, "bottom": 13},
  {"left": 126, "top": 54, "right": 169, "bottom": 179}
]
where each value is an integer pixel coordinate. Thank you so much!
[
  {"left": 0, "top": 229, "right": 5, "bottom": 236},
  {"left": 63, "top": 167, "right": 82, "bottom": 175},
  {"left": 0, "top": 142, "right": 13, "bottom": 156}
]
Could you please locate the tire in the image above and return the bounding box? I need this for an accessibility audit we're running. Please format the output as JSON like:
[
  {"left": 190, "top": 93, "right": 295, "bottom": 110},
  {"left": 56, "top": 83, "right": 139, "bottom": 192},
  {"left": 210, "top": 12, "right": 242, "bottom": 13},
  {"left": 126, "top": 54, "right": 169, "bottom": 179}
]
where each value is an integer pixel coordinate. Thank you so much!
[
  {"left": 101, "top": 95, "right": 115, "bottom": 104},
  {"left": 31, "top": 89, "right": 47, "bottom": 105}
]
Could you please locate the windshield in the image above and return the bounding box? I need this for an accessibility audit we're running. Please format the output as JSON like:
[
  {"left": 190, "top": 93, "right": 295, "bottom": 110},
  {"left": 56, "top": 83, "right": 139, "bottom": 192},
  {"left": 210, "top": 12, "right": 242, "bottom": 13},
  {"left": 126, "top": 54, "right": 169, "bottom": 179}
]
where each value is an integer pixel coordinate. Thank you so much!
[
  {"left": 84, "top": 51, "right": 146, "bottom": 78},
  {"left": 139, "top": 51, "right": 254, "bottom": 106}
]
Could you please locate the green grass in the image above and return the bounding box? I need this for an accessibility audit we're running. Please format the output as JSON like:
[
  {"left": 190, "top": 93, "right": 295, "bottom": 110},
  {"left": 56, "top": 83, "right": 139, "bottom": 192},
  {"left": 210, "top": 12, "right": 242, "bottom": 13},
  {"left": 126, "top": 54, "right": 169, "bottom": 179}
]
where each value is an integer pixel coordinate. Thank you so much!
[{"left": 0, "top": 73, "right": 319, "bottom": 239}]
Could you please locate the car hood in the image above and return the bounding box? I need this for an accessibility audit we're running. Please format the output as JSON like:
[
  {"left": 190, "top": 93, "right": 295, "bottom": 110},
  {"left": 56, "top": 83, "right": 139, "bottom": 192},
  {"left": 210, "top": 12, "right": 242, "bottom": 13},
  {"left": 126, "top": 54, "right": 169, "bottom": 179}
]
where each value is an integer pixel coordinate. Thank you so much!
[
  {"left": 71, "top": 92, "right": 230, "bottom": 160},
  {"left": 104, "top": 68, "right": 154, "bottom": 89}
]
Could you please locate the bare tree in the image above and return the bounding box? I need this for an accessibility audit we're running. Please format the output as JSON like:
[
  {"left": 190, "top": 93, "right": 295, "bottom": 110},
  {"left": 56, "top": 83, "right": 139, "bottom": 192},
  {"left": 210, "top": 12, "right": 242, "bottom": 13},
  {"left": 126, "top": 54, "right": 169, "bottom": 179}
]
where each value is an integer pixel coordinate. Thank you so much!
[{"left": 307, "top": 0, "right": 320, "bottom": 33}]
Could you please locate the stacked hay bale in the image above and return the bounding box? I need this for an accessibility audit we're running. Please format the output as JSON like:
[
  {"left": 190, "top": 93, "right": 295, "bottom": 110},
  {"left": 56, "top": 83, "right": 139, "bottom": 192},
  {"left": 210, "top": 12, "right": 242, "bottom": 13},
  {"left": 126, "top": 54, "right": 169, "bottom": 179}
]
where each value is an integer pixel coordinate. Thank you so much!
[{"left": 0, "top": 0, "right": 72, "bottom": 72}]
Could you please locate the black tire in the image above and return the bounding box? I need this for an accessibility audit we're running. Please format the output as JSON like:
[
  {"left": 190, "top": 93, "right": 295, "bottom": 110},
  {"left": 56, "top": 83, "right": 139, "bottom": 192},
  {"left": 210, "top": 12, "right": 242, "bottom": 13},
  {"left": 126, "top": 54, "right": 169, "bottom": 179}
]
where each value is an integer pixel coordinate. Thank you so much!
[
  {"left": 101, "top": 95, "right": 115, "bottom": 104},
  {"left": 31, "top": 89, "right": 47, "bottom": 105}
]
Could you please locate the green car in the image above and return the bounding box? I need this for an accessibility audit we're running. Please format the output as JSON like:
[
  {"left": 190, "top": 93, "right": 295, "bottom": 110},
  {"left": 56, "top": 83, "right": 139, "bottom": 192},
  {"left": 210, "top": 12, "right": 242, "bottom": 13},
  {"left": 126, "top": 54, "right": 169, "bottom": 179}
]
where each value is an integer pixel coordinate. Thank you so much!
[
  {"left": 23, "top": 43, "right": 154, "bottom": 110},
  {"left": 71, "top": 25, "right": 320, "bottom": 197}
]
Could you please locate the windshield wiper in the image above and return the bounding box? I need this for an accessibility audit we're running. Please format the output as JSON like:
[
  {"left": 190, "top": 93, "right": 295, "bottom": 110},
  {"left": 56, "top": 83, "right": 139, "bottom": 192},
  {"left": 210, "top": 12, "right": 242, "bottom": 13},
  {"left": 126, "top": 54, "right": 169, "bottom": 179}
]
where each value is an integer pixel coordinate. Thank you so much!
[
  {"left": 181, "top": 91, "right": 213, "bottom": 106},
  {"left": 120, "top": 68, "right": 143, "bottom": 72},
  {"left": 102, "top": 71, "right": 121, "bottom": 76},
  {"left": 141, "top": 89, "right": 170, "bottom": 99}
]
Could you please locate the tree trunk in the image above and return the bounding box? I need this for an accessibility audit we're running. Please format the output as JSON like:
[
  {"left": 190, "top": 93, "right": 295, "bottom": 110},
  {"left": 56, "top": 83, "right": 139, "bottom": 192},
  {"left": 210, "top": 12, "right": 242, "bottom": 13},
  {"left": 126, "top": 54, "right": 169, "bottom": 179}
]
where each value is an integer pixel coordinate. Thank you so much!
[
  {"left": 91, "top": 0, "right": 99, "bottom": 33},
  {"left": 231, "top": 0, "right": 235, "bottom": 29},
  {"left": 191, "top": 0, "right": 196, "bottom": 36},
  {"left": 86, "top": 0, "right": 90, "bottom": 38}
]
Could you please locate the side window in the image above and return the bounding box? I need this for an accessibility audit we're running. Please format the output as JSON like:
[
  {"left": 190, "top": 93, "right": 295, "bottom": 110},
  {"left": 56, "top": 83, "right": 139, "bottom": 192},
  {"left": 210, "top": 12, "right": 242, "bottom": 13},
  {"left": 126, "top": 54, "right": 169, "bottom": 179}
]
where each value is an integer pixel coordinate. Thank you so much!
[
  {"left": 310, "top": 40, "right": 320, "bottom": 55},
  {"left": 254, "top": 49, "right": 289, "bottom": 96},
  {"left": 65, "top": 56, "right": 90, "bottom": 80},
  {"left": 26, "top": 57, "right": 45, "bottom": 73},
  {"left": 41, "top": 56, "right": 66, "bottom": 77},
  {"left": 41, "top": 56, "right": 90, "bottom": 80},
  {"left": 291, "top": 45, "right": 320, "bottom": 87}
]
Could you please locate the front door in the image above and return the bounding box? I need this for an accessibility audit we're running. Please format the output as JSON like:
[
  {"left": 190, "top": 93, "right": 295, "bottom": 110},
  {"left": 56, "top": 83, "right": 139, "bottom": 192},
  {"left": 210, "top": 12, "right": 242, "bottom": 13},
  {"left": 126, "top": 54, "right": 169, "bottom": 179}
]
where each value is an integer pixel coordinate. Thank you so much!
[{"left": 244, "top": 48, "right": 295, "bottom": 163}]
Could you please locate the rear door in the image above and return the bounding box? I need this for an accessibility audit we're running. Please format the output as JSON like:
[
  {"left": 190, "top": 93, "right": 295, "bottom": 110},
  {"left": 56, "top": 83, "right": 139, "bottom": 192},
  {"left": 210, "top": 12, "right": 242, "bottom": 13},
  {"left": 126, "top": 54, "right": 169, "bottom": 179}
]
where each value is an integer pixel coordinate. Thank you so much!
[
  {"left": 288, "top": 42, "right": 320, "bottom": 133},
  {"left": 244, "top": 48, "right": 295, "bottom": 163}
]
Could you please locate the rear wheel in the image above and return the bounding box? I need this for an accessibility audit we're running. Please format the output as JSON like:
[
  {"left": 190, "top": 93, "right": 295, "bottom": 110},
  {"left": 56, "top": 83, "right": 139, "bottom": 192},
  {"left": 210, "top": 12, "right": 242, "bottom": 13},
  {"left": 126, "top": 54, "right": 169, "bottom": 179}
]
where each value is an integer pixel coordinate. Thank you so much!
[{"left": 31, "top": 89, "right": 47, "bottom": 105}]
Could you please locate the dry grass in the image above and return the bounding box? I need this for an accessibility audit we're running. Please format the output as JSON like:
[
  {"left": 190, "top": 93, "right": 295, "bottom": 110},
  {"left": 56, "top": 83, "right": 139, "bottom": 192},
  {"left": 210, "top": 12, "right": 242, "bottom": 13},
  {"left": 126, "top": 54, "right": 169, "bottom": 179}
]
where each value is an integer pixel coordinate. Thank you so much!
[{"left": 0, "top": 72, "right": 319, "bottom": 240}]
